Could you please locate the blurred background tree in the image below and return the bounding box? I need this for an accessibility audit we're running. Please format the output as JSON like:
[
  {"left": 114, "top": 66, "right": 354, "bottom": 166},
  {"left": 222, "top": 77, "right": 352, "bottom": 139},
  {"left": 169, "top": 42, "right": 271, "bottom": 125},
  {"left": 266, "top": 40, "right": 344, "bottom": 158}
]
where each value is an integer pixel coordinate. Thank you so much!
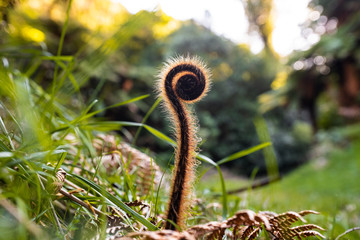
[{"left": 261, "top": 0, "right": 360, "bottom": 131}]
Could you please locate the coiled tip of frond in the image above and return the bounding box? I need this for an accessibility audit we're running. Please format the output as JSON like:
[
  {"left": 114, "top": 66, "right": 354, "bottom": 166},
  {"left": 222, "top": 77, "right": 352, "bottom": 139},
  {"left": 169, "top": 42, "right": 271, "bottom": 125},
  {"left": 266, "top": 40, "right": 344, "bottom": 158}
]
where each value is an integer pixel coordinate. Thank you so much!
[{"left": 157, "top": 55, "right": 211, "bottom": 104}]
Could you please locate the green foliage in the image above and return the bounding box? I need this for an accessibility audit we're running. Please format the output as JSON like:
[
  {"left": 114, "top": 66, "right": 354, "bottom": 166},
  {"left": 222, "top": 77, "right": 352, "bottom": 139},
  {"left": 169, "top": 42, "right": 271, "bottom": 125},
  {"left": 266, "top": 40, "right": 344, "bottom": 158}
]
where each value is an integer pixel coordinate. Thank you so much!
[
  {"left": 0, "top": 58, "right": 159, "bottom": 237},
  {"left": 0, "top": 5, "right": 164, "bottom": 237}
]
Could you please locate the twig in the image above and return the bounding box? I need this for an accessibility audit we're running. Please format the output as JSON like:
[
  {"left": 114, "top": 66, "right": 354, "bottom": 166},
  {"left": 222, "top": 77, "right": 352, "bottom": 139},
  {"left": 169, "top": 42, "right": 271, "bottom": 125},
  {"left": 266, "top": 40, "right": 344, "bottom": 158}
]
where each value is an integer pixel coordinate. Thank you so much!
[
  {"left": 38, "top": 172, "right": 103, "bottom": 217},
  {"left": 226, "top": 175, "right": 281, "bottom": 195},
  {"left": 335, "top": 227, "right": 360, "bottom": 240},
  {"left": 64, "top": 179, "right": 86, "bottom": 193},
  {"left": 59, "top": 188, "right": 105, "bottom": 217}
]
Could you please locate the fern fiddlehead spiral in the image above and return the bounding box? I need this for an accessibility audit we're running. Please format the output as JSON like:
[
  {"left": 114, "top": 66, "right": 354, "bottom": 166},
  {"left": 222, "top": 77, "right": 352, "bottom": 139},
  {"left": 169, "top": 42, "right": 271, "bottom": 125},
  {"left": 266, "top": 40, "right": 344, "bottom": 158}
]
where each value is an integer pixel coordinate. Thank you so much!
[{"left": 157, "top": 56, "right": 211, "bottom": 230}]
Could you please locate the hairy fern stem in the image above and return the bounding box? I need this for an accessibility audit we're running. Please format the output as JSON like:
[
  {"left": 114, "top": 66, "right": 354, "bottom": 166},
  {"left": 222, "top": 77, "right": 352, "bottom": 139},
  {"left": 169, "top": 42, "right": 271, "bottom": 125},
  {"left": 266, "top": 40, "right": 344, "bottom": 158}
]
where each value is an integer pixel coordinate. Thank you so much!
[{"left": 157, "top": 56, "right": 210, "bottom": 230}]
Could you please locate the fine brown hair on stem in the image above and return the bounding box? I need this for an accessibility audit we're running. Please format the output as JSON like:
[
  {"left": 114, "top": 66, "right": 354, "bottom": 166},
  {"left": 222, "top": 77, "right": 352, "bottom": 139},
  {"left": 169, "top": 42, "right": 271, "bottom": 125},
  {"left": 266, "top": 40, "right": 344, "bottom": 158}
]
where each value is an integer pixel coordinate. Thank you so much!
[{"left": 157, "top": 56, "right": 211, "bottom": 230}]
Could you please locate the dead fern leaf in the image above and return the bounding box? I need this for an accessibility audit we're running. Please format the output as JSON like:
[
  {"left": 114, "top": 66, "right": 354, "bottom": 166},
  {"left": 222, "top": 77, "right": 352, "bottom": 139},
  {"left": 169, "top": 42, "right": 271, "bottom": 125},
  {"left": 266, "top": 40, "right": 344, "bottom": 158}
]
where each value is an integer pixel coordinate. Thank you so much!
[
  {"left": 226, "top": 210, "right": 271, "bottom": 231},
  {"left": 247, "top": 227, "right": 260, "bottom": 240},
  {"left": 106, "top": 223, "right": 132, "bottom": 240},
  {"left": 297, "top": 230, "right": 326, "bottom": 239},
  {"left": 117, "top": 142, "right": 162, "bottom": 194},
  {"left": 267, "top": 211, "right": 324, "bottom": 239},
  {"left": 127, "top": 230, "right": 195, "bottom": 240},
  {"left": 187, "top": 221, "right": 228, "bottom": 239},
  {"left": 270, "top": 211, "right": 306, "bottom": 229},
  {"left": 254, "top": 214, "right": 271, "bottom": 230},
  {"left": 236, "top": 225, "right": 254, "bottom": 239},
  {"left": 281, "top": 225, "right": 326, "bottom": 240},
  {"left": 125, "top": 199, "right": 150, "bottom": 211},
  {"left": 124, "top": 209, "right": 324, "bottom": 240},
  {"left": 226, "top": 210, "right": 257, "bottom": 226},
  {"left": 298, "top": 210, "right": 320, "bottom": 217},
  {"left": 290, "top": 224, "right": 325, "bottom": 233},
  {"left": 68, "top": 133, "right": 163, "bottom": 194},
  {"left": 47, "top": 168, "right": 67, "bottom": 195}
]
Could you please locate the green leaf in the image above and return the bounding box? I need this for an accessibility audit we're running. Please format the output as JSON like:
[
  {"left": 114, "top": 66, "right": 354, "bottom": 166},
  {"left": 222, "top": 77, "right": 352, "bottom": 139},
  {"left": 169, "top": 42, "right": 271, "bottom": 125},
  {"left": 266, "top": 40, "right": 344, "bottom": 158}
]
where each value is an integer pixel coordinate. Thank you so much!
[
  {"left": 0, "top": 152, "right": 14, "bottom": 158},
  {"left": 143, "top": 125, "right": 176, "bottom": 146},
  {"left": 0, "top": 141, "right": 11, "bottom": 151},
  {"left": 71, "top": 174, "right": 158, "bottom": 231},
  {"left": 215, "top": 165, "right": 228, "bottom": 219},
  {"left": 217, "top": 142, "right": 271, "bottom": 165},
  {"left": 133, "top": 98, "right": 162, "bottom": 145},
  {"left": 83, "top": 121, "right": 176, "bottom": 146},
  {"left": 25, "top": 149, "right": 67, "bottom": 161},
  {"left": 54, "top": 152, "right": 67, "bottom": 173},
  {"left": 0, "top": 116, "right": 15, "bottom": 150},
  {"left": 197, "top": 153, "right": 217, "bottom": 167},
  {"left": 254, "top": 116, "right": 279, "bottom": 178},
  {"left": 40, "top": 56, "right": 74, "bottom": 62},
  {"left": 74, "top": 94, "right": 149, "bottom": 123},
  {"left": 196, "top": 154, "right": 227, "bottom": 217}
]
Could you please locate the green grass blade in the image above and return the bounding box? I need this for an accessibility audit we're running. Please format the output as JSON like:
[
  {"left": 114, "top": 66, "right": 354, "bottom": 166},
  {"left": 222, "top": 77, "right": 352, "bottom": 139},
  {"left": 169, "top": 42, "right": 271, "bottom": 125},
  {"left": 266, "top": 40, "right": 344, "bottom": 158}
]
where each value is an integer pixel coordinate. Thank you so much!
[
  {"left": 81, "top": 121, "right": 140, "bottom": 131},
  {"left": 0, "top": 152, "right": 14, "bottom": 158},
  {"left": 0, "top": 116, "right": 15, "bottom": 150},
  {"left": 133, "top": 98, "right": 162, "bottom": 145},
  {"left": 143, "top": 125, "right": 176, "bottom": 146},
  {"left": 40, "top": 56, "right": 74, "bottom": 62},
  {"left": 51, "top": 0, "right": 73, "bottom": 95},
  {"left": 74, "top": 127, "right": 95, "bottom": 157},
  {"left": 0, "top": 141, "right": 11, "bottom": 151},
  {"left": 196, "top": 153, "right": 217, "bottom": 167},
  {"left": 82, "top": 121, "right": 176, "bottom": 146},
  {"left": 0, "top": 102, "right": 23, "bottom": 136},
  {"left": 74, "top": 94, "right": 149, "bottom": 122},
  {"left": 216, "top": 165, "right": 228, "bottom": 219},
  {"left": 54, "top": 152, "right": 67, "bottom": 173},
  {"left": 83, "top": 99, "right": 99, "bottom": 116},
  {"left": 217, "top": 142, "right": 271, "bottom": 165},
  {"left": 70, "top": 174, "right": 158, "bottom": 231},
  {"left": 196, "top": 154, "right": 228, "bottom": 217},
  {"left": 254, "top": 116, "right": 279, "bottom": 178},
  {"left": 25, "top": 149, "right": 67, "bottom": 162}
]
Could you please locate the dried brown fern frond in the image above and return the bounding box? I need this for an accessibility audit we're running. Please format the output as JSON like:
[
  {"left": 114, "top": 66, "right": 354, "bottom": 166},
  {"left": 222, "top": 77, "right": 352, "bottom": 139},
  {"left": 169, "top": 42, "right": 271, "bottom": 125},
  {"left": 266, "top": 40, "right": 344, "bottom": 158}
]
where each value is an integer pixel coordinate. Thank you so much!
[
  {"left": 124, "top": 209, "right": 324, "bottom": 240},
  {"left": 236, "top": 225, "right": 254, "bottom": 239},
  {"left": 187, "top": 221, "right": 229, "bottom": 239},
  {"left": 65, "top": 133, "right": 163, "bottom": 194},
  {"left": 298, "top": 210, "right": 320, "bottom": 217},
  {"left": 267, "top": 210, "right": 325, "bottom": 239},
  {"left": 297, "top": 230, "right": 326, "bottom": 239},
  {"left": 226, "top": 210, "right": 271, "bottom": 231},
  {"left": 126, "top": 230, "right": 195, "bottom": 240},
  {"left": 116, "top": 142, "right": 162, "bottom": 194},
  {"left": 225, "top": 210, "right": 270, "bottom": 240},
  {"left": 247, "top": 227, "right": 260, "bottom": 240},
  {"left": 270, "top": 211, "right": 307, "bottom": 229},
  {"left": 94, "top": 134, "right": 162, "bottom": 194},
  {"left": 46, "top": 168, "right": 67, "bottom": 195},
  {"left": 106, "top": 223, "right": 132, "bottom": 240}
]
